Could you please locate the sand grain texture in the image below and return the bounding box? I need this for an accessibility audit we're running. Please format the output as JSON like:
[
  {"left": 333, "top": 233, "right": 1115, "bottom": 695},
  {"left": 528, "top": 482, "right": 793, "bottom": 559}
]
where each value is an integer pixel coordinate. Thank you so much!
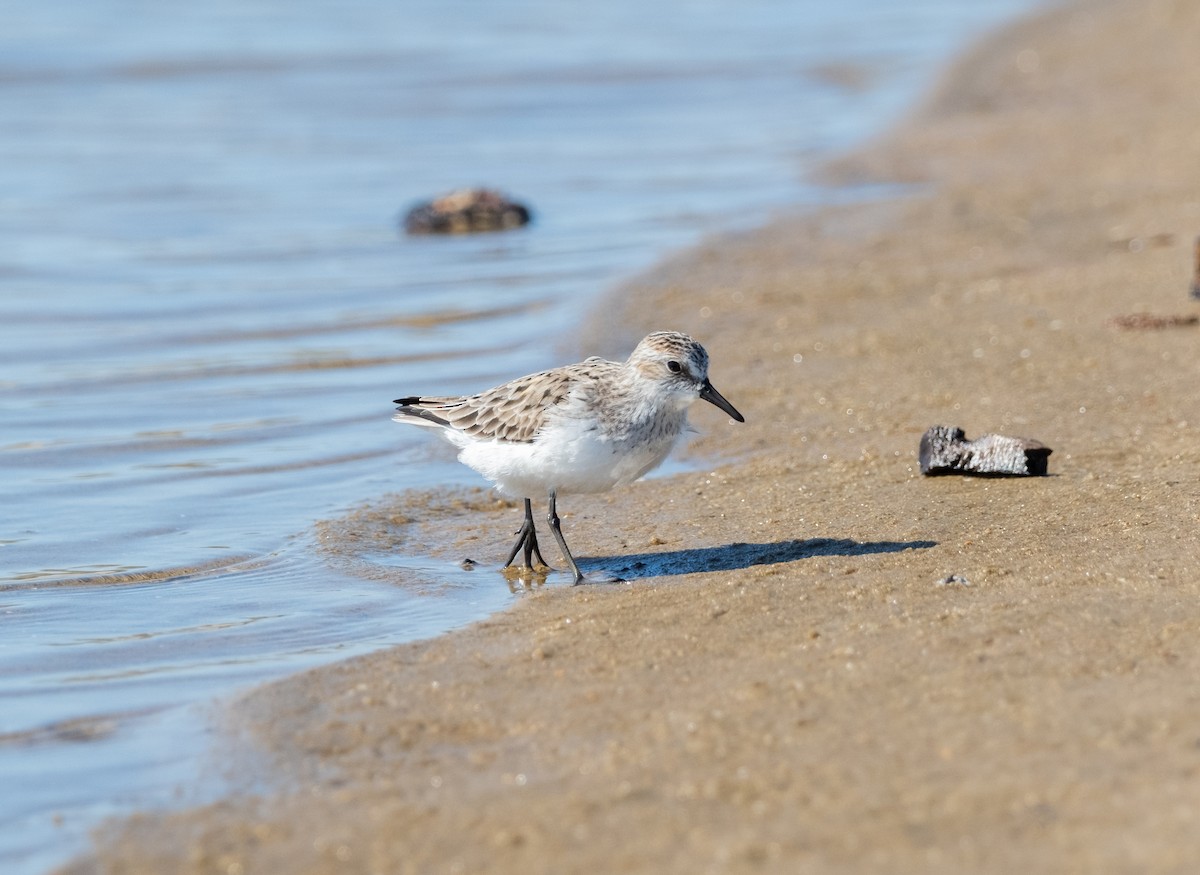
[{"left": 64, "top": 1, "right": 1200, "bottom": 872}]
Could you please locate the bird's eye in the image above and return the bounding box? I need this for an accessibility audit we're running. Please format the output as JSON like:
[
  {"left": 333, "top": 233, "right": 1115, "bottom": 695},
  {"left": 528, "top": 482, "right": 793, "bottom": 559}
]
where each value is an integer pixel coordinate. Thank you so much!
[{"left": 667, "top": 360, "right": 682, "bottom": 374}]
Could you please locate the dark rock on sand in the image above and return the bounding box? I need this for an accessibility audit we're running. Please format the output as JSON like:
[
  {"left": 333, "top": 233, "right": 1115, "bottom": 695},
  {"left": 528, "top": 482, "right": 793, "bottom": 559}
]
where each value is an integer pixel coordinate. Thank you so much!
[
  {"left": 1191, "top": 235, "right": 1200, "bottom": 299},
  {"left": 1108, "top": 312, "right": 1198, "bottom": 330},
  {"left": 919, "top": 425, "right": 1051, "bottom": 477},
  {"left": 403, "top": 188, "right": 531, "bottom": 235}
]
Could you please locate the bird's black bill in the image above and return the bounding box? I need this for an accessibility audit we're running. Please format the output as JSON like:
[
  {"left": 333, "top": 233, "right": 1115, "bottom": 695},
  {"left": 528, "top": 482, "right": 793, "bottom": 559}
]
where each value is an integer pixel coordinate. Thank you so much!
[{"left": 699, "top": 379, "right": 745, "bottom": 422}]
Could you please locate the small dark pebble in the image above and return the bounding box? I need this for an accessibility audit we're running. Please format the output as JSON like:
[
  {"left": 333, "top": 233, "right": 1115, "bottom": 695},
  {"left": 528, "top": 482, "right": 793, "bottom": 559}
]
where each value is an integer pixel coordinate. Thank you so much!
[
  {"left": 403, "top": 188, "right": 531, "bottom": 235},
  {"left": 1107, "top": 232, "right": 1174, "bottom": 252},
  {"left": 459, "top": 558, "right": 477, "bottom": 570},
  {"left": 919, "top": 425, "right": 1051, "bottom": 477},
  {"left": 1108, "top": 313, "right": 1198, "bottom": 330},
  {"left": 1191, "top": 235, "right": 1200, "bottom": 300},
  {"left": 936, "top": 574, "right": 972, "bottom": 587}
]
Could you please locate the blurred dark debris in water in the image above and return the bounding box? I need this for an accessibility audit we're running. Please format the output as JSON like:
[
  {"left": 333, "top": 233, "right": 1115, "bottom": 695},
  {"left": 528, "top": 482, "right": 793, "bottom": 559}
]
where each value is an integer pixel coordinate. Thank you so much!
[
  {"left": 1107, "top": 313, "right": 1198, "bottom": 330},
  {"left": 805, "top": 60, "right": 880, "bottom": 93},
  {"left": 314, "top": 487, "right": 515, "bottom": 572},
  {"left": 402, "top": 188, "right": 532, "bottom": 235}
]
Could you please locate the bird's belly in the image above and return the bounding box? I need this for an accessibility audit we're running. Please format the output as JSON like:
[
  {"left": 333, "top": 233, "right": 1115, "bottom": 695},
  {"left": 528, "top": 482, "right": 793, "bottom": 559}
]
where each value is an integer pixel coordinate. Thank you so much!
[
  {"left": 456, "top": 423, "right": 680, "bottom": 498},
  {"left": 557, "top": 430, "right": 676, "bottom": 493}
]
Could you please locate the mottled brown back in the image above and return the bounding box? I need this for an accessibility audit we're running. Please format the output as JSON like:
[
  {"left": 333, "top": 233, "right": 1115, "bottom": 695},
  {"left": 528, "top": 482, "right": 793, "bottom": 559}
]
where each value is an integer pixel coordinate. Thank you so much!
[{"left": 395, "top": 367, "right": 581, "bottom": 443}]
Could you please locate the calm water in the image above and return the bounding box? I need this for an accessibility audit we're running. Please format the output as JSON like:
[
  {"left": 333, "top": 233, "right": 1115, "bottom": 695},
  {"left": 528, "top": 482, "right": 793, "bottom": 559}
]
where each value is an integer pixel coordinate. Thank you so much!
[{"left": 0, "top": 0, "right": 1039, "bottom": 870}]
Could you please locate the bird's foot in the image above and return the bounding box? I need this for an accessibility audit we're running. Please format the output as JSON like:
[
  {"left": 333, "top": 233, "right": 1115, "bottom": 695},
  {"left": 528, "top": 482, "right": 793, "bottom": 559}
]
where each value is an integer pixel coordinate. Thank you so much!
[{"left": 571, "top": 568, "right": 627, "bottom": 586}]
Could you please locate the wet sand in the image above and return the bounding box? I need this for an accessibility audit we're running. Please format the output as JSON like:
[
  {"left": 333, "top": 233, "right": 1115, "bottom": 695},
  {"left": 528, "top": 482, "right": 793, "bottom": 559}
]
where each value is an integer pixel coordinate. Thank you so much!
[{"left": 64, "top": 0, "right": 1200, "bottom": 872}]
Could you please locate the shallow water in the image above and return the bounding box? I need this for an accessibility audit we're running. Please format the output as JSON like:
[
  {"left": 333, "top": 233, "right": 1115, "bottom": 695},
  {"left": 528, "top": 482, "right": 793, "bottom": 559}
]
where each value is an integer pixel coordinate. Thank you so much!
[{"left": 0, "top": 0, "right": 1039, "bottom": 870}]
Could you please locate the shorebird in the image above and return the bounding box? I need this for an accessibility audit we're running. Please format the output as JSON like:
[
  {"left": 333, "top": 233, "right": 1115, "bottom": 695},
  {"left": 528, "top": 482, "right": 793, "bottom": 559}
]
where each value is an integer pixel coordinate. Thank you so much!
[{"left": 392, "top": 330, "right": 744, "bottom": 582}]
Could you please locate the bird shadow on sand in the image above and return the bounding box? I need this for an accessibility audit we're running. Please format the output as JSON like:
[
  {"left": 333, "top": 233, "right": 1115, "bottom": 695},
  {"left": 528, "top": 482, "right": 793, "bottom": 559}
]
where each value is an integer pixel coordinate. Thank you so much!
[{"left": 582, "top": 537, "right": 937, "bottom": 581}]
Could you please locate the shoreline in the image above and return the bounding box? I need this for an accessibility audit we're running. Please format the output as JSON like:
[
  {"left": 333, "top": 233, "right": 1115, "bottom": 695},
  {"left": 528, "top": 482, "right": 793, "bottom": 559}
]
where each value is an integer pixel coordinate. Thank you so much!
[{"left": 64, "top": 0, "right": 1200, "bottom": 872}]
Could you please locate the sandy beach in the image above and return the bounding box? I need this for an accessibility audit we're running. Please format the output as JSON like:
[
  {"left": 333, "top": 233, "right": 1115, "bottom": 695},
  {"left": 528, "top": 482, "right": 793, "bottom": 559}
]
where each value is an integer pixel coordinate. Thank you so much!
[{"left": 64, "top": 0, "right": 1200, "bottom": 872}]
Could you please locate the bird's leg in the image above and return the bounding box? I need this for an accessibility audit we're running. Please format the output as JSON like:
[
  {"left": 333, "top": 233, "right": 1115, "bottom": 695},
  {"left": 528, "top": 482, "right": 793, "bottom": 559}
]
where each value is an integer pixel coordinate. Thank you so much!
[
  {"left": 546, "top": 490, "right": 584, "bottom": 584},
  {"left": 523, "top": 512, "right": 548, "bottom": 569},
  {"left": 504, "top": 498, "right": 548, "bottom": 570}
]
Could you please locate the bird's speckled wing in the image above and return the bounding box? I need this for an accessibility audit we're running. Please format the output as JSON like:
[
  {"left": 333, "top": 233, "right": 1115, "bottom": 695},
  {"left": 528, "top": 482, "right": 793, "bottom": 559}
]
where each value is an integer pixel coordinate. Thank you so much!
[{"left": 394, "top": 364, "right": 601, "bottom": 443}]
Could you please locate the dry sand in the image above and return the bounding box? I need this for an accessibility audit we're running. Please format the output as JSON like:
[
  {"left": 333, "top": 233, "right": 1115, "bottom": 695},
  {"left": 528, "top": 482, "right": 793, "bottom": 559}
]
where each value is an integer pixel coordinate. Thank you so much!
[{"left": 64, "top": 0, "right": 1200, "bottom": 872}]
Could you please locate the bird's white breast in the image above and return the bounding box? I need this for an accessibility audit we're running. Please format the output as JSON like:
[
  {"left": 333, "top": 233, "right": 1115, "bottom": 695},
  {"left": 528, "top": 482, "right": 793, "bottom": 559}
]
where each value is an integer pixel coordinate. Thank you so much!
[{"left": 453, "top": 403, "right": 686, "bottom": 499}]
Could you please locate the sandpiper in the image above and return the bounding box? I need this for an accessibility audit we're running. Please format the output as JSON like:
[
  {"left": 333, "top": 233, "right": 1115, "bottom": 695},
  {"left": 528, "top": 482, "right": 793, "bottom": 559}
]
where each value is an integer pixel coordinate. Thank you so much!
[{"left": 392, "top": 330, "right": 744, "bottom": 582}]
